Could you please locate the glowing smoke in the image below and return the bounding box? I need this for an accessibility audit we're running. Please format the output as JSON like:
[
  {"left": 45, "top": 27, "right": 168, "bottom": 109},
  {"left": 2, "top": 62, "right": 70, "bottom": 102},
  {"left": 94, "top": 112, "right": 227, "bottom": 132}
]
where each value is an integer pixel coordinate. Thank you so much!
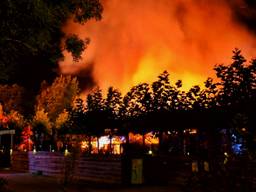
[{"left": 59, "top": 0, "right": 256, "bottom": 92}]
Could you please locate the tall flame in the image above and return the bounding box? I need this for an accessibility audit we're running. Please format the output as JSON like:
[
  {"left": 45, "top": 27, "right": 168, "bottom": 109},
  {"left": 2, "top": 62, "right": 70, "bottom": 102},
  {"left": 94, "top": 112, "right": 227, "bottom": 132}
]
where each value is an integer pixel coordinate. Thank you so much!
[{"left": 60, "top": 0, "right": 256, "bottom": 92}]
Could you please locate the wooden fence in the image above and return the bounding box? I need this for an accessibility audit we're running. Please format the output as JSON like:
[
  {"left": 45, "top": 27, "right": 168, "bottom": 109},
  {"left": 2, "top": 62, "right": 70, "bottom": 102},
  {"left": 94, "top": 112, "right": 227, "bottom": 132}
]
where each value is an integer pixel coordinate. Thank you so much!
[
  {"left": 74, "top": 155, "right": 122, "bottom": 183},
  {"left": 11, "top": 151, "right": 123, "bottom": 184},
  {"left": 28, "top": 152, "right": 65, "bottom": 177},
  {"left": 11, "top": 151, "right": 29, "bottom": 172}
]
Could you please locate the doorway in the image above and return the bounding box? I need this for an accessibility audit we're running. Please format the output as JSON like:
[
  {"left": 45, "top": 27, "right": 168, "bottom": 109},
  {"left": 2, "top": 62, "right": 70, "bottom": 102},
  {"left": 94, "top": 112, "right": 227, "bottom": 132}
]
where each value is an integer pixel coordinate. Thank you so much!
[{"left": 0, "top": 130, "right": 15, "bottom": 168}]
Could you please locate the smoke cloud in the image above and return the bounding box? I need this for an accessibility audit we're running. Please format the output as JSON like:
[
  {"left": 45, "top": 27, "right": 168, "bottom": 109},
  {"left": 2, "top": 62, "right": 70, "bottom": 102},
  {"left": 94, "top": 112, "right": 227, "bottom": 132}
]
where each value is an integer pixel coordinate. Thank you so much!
[
  {"left": 75, "top": 63, "right": 96, "bottom": 91},
  {"left": 60, "top": 0, "right": 256, "bottom": 92}
]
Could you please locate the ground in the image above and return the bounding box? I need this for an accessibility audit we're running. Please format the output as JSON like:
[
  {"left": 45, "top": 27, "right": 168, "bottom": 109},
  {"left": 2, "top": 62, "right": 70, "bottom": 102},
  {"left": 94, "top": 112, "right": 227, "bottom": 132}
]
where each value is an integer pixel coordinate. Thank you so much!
[{"left": 0, "top": 171, "right": 183, "bottom": 192}]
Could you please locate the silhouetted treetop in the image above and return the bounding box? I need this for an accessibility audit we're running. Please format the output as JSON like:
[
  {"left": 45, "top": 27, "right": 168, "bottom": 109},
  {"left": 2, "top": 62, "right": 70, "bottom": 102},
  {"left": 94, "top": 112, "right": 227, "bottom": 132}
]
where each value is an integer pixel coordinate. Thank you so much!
[{"left": 0, "top": 0, "right": 103, "bottom": 89}]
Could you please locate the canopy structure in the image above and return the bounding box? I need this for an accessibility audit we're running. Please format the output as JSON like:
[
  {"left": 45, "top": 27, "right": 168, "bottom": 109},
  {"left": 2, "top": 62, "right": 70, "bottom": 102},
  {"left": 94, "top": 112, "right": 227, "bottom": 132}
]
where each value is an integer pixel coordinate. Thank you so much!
[{"left": 0, "top": 129, "right": 15, "bottom": 150}]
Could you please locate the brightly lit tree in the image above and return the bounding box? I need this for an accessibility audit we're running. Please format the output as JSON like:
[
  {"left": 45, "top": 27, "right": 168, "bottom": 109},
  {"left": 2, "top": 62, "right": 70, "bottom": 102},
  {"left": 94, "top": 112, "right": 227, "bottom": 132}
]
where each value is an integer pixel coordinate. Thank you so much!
[{"left": 36, "top": 75, "right": 79, "bottom": 122}]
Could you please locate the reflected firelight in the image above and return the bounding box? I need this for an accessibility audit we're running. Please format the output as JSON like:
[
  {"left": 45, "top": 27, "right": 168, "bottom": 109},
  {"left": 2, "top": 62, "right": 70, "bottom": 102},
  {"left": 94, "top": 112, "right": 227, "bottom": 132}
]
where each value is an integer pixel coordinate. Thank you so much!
[{"left": 80, "top": 132, "right": 159, "bottom": 154}]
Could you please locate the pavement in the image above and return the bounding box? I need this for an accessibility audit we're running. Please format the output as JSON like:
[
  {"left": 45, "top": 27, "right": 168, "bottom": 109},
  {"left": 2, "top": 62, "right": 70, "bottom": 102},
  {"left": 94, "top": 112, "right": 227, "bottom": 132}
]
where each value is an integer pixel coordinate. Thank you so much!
[{"left": 0, "top": 171, "right": 183, "bottom": 192}]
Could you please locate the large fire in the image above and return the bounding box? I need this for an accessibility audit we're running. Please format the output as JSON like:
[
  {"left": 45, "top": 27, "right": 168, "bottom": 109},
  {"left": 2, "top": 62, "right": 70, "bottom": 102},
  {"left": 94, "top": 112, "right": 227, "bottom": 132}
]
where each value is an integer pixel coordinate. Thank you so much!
[{"left": 60, "top": 0, "right": 256, "bottom": 92}]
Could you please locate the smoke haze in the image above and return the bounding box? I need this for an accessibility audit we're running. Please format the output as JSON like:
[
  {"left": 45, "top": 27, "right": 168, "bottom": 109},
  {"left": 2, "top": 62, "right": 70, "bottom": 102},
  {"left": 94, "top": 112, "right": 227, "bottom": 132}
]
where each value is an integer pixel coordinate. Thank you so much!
[{"left": 59, "top": 0, "right": 256, "bottom": 92}]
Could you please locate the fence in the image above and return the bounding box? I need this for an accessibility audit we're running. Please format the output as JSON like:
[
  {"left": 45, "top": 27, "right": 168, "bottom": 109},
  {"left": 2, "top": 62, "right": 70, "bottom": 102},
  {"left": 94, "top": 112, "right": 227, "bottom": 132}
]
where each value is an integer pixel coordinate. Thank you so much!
[
  {"left": 11, "top": 151, "right": 123, "bottom": 184},
  {"left": 11, "top": 151, "right": 29, "bottom": 172}
]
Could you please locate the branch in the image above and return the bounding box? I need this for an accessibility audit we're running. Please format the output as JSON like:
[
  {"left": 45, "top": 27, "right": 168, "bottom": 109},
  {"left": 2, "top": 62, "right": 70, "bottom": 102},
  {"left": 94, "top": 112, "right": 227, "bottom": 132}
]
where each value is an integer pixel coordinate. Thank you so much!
[{"left": 3, "top": 38, "right": 38, "bottom": 53}]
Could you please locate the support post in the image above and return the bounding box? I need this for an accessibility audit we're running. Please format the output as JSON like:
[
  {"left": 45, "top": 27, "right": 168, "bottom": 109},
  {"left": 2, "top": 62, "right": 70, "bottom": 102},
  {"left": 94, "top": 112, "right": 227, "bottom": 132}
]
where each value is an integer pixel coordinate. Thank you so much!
[{"left": 10, "top": 134, "right": 13, "bottom": 150}]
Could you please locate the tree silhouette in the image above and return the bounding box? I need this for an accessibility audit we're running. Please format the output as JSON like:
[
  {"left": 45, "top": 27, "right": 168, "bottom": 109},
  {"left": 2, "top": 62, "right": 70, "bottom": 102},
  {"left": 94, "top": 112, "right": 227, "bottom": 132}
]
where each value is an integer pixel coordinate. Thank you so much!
[
  {"left": 65, "top": 98, "right": 86, "bottom": 134},
  {"left": 0, "top": 0, "right": 103, "bottom": 88},
  {"left": 215, "top": 49, "right": 256, "bottom": 110},
  {"left": 152, "top": 70, "right": 171, "bottom": 111},
  {"left": 85, "top": 87, "right": 107, "bottom": 153},
  {"left": 105, "top": 87, "right": 122, "bottom": 117},
  {"left": 105, "top": 87, "right": 123, "bottom": 132},
  {"left": 214, "top": 49, "right": 256, "bottom": 153}
]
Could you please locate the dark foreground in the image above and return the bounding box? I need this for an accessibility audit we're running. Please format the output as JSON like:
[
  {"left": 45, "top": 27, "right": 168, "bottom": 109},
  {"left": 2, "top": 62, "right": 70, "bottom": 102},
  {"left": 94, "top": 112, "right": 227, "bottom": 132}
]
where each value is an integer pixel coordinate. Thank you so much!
[
  {"left": 0, "top": 171, "right": 182, "bottom": 192},
  {"left": 2, "top": 155, "right": 256, "bottom": 192}
]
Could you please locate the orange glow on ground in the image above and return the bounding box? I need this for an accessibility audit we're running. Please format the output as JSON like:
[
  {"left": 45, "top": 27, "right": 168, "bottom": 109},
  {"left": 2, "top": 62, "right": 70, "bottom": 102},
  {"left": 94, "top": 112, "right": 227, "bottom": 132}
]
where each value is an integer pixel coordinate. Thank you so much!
[{"left": 60, "top": 0, "right": 256, "bottom": 93}]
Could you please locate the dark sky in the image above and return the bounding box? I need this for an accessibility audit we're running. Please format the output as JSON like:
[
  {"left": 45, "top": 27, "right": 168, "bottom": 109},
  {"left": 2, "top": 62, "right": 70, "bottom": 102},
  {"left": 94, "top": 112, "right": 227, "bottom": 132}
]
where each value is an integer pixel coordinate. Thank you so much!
[{"left": 231, "top": 0, "right": 256, "bottom": 33}]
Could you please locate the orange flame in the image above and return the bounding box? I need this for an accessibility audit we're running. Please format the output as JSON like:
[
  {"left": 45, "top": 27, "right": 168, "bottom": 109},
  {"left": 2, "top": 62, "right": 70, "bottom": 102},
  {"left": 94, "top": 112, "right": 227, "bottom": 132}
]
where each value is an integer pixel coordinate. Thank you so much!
[{"left": 60, "top": 0, "right": 256, "bottom": 92}]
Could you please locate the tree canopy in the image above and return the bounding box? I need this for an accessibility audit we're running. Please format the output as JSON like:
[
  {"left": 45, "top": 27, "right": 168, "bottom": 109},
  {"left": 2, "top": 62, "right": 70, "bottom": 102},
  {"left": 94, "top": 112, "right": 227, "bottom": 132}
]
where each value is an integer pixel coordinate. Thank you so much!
[{"left": 0, "top": 0, "right": 103, "bottom": 89}]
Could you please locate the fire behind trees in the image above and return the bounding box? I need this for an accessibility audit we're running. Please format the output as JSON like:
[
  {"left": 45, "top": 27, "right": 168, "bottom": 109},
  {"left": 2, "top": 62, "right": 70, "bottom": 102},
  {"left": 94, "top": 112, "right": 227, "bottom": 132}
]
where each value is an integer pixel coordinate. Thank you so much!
[
  {"left": 0, "top": 49, "right": 256, "bottom": 156},
  {"left": 58, "top": 49, "right": 256, "bottom": 155},
  {"left": 0, "top": 0, "right": 103, "bottom": 115}
]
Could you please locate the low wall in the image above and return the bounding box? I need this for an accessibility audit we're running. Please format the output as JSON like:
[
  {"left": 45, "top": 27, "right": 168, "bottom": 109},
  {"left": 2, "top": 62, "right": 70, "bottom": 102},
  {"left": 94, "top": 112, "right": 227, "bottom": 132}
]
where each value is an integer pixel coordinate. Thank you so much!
[
  {"left": 28, "top": 152, "right": 65, "bottom": 177},
  {"left": 12, "top": 151, "right": 123, "bottom": 184},
  {"left": 74, "top": 155, "right": 122, "bottom": 184},
  {"left": 11, "top": 151, "right": 29, "bottom": 172}
]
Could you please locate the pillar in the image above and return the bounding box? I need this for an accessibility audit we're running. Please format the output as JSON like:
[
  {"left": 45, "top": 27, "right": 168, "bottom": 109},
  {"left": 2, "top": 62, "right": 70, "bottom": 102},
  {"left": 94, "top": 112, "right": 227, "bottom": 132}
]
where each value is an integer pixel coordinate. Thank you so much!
[{"left": 10, "top": 134, "right": 13, "bottom": 150}]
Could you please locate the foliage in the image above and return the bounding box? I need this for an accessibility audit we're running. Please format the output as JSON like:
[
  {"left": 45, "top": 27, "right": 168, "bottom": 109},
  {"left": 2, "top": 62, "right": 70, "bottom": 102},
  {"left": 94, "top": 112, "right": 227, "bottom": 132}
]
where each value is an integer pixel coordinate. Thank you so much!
[
  {"left": 0, "top": 0, "right": 103, "bottom": 87},
  {"left": 105, "top": 87, "right": 122, "bottom": 117},
  {"left": 34, "top": 76, "right": 79, "bottom": 148},
  {"left": 60, "top": 50, "right": 256, "bottom": 137},
  {"left": 214, "top": 49, "right": 256, "bottom": 111},
  {"left": 32, "top": 108, "right": 52, "bottom": 132},
  {"left": 0, "top": 113, "right": 9, "bottom": 129},
  {"left": 36, "top": 75, "right": 79, "bottom": 122},
  {"left": 0, "top": 0, "right": 103, "bottom": 114},
  {"left": 7, "top": 110, "right": 25, "bottom": 127},
  {"left": 152, "top": 71, "right": 171, "bottom": 111},
  {"left": 19, "top": 125, "right": 33, "bottom": 151},
  {"left": 0, "top": 84, "right": 24, "bottom": 113},
  {"left": 121, "top": 83, "right": 152, "bottom": 118},
  {"left": 0, "top": 48, "right": 254, "bottom": 157},
  {"left": 65, "top": 35, "right": 90, "bottom": 61},
  {"left": 62, "top": 98, "right": 86, "bottom": 134},
  {"left": 214, "top": 49, "right": 256, "bottom": 153},
  {"left": 7, "top": 110, "right": 26, "bottom": 146},
  {"left": 85, "top": 87, "right": 108, "bottom": 136},
  {"left": 55, "top": 109, "right": 69, "bottom": 129},
  {"left": 86, "top": 87, "right": 104, "bottom": 112}
]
